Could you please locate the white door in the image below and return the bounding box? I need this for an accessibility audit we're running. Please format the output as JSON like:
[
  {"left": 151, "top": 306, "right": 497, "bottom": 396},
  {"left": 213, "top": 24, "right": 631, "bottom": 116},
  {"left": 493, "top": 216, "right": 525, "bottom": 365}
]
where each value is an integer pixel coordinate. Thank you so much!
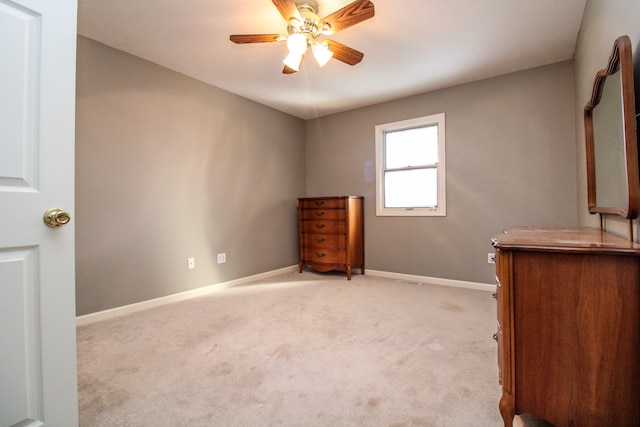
[{"left": 0, "top": 0, "right": 78, "bottom": 426}]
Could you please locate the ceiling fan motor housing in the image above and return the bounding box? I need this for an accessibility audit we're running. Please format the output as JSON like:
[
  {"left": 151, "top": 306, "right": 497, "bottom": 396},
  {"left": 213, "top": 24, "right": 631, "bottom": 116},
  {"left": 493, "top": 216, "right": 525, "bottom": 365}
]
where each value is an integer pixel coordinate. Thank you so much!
[
  {"left": 295, "top": 0, "right": 319, "bottom": 14},
  {"left": 288, "top": 1, "right": 330, "bottom": 42}
]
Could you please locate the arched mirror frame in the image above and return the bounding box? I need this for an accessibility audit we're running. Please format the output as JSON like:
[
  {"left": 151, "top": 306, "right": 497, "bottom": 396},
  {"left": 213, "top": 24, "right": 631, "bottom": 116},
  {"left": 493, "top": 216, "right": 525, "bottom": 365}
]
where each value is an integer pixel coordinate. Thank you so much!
[{"left": 584, "top": 35, "right": 640, "bottom": 232}]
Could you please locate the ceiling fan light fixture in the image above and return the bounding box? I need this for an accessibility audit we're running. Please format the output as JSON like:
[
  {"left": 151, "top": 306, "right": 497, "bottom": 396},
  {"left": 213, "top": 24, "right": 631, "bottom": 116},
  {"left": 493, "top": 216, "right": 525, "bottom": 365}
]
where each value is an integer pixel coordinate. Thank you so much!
[
  {"left": 312, "top": 42, "right": 333, "bottom": 67},
  {"left": 230, "top": 0, "right": 375, "bottom": 74},
  {"left": 283, "top": 52, "right": 303, "bottom": 71},
  {"left": 286, "top": 32, "right": 307, "bottom": 55}
]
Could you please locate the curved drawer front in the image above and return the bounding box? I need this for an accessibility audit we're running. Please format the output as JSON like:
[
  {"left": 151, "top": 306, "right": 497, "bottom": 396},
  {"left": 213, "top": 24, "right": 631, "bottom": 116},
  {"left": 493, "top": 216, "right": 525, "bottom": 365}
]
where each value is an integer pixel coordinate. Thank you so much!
[
  {"left": 302, "top": 234, "right": 346, "bottom": 249},
  {"left": 301, "top": 220, "right": 346, "bottom": 234},
  {"left": 300, "top": 209, "right": 346, "bottom": 220},
  {"left": 302, "top": 248, "right": 346, "bottom": 264},
  {"left": 300, "top": 198, "right": 346, "bottom": 209}
]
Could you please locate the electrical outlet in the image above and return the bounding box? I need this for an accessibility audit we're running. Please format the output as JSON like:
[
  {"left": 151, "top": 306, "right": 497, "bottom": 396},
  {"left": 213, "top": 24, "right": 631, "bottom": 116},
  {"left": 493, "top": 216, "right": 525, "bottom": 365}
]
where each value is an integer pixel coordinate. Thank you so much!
[
  {"left": 187, "top": 257, "right": 195, "bottom": 269},
  {"left": 217, "top": 253, "right": 226, "bottom": 264},
  {"left": 488, "top": 253, "right": 496, "bottom": 264}
]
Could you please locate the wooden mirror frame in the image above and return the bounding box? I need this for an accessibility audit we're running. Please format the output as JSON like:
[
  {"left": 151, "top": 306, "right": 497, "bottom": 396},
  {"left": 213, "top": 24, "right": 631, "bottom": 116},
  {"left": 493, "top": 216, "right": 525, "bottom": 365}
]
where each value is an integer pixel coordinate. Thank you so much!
[{"left": 584, "top": 35, "right": 640, "bottom": 220}]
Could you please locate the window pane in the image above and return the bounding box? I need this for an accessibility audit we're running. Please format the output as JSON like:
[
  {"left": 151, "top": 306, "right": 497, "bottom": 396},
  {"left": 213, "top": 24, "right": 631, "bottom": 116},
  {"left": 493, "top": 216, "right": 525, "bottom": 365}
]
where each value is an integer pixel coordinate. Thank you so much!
[
  {"left": 385, "top": 125, "right": 438, "bottom": 168},
  {"left": 384, "top": 169, "right": 438, "bottom": 207}
]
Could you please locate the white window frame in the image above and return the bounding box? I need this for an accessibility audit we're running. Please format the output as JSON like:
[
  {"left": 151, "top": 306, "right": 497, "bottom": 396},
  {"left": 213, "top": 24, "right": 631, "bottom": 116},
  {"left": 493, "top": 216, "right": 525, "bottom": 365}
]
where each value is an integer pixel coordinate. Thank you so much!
[{"left": 375, "top": 113, "right": 446, "bottom": 217}]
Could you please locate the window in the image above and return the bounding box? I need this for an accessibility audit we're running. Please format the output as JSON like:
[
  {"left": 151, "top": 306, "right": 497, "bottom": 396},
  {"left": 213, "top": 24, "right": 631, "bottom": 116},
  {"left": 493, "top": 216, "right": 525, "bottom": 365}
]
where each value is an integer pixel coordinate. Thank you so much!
[{"left": 375, "top": 113, "right": 446, "bottom": 216}]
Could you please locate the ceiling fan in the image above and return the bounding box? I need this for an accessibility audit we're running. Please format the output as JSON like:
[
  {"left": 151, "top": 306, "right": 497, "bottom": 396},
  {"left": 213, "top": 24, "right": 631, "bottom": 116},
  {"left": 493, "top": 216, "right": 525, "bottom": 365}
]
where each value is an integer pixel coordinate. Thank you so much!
[{"left": 229, "top": 0, "right": 375, "bottom": 74}]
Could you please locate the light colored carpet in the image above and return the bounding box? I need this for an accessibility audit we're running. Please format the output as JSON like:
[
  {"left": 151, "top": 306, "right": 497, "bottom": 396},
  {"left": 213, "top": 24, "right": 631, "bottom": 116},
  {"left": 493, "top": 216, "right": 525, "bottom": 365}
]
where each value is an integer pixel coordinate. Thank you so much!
[{"left": 77, "top": 271, "right": 503, "bottom": 426}]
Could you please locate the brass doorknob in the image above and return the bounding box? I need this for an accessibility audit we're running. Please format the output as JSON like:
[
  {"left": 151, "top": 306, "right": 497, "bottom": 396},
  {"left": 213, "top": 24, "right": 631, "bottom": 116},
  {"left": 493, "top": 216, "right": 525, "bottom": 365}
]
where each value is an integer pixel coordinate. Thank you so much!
[{"left": 43, "top": 208, "right": 71, "bottom": 228}]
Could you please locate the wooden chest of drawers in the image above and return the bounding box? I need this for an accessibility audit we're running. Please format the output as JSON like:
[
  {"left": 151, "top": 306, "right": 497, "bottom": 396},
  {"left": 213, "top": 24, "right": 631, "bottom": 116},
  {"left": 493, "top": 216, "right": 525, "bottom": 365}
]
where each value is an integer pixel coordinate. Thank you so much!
[
  {"left": 492, "top": 226, "right": 640, "bottom": 427},
  {"left": 298, "top": 196, "right": 364, "bottom": 280}
]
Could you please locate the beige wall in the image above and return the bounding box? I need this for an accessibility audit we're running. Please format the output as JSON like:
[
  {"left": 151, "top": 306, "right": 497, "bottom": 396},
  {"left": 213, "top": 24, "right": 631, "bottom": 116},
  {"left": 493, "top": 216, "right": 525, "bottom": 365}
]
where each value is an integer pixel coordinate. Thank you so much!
[
  {"left": 305, "top": 62, "right": 578, "bottom": 284},
  {"left": 75, "top": 37, "right": 306, "bottom": 315},
  {"left": 574, "top": 0, "right": 640, "bottom": 238}
]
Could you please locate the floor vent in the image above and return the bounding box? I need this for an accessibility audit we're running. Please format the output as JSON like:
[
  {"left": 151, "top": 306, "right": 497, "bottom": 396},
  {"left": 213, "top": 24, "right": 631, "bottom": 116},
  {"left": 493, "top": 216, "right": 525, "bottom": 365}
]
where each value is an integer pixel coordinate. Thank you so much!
[{"left": 394, "top": 279, "right": 422, "bottom": 286}]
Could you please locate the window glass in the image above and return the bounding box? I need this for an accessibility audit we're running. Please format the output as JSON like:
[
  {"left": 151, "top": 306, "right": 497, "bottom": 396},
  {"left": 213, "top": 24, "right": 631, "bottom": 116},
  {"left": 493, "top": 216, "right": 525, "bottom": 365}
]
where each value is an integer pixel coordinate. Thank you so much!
[
  {"left": 384, "top": 169, "right": 438, "bottom": 207},
  {"left": 375, "top": 113, "right": 446, "bottom": 216},
  {"left": 385, "top": 126, "right": 438, "bottom": 168}
]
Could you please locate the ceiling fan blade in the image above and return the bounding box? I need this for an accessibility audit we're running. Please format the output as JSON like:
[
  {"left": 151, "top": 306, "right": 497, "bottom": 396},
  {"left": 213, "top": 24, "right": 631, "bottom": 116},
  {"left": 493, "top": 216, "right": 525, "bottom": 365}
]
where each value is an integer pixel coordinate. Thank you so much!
[
  {"left": 319, "top": 0, "right": 375, "bottom": 35},
  {"left": 283, "top": 53, "right": 305, "bottom": 74},
  {"left": 282, "top": 65, "right": 298, "bottom": 74},
  {"left": 326, "top": 40, "right": 364, "bottom": 65},
  {"left": 230, "top": 34, "right": 284, "bottom": 44},
  {"left": 272, "top": 0, "right": 301, "bottom": 22}
]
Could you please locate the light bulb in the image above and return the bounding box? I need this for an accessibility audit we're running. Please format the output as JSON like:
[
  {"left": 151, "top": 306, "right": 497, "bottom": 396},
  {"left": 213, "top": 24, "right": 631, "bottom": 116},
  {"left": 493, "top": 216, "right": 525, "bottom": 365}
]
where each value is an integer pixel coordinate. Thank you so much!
[
  {"left": 283, "top": 52, "right": 303, "bottom": 71},
  {"left": 286, "top": 33, "right": 307, "bottom": 55},
  {"left": 312, "top": 42, "right": 334, "bottom": 67}
]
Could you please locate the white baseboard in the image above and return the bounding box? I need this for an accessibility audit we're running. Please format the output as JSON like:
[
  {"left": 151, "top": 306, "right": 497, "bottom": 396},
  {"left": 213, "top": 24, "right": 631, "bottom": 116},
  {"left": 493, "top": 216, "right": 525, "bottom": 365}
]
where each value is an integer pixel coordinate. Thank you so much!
[
  {"left": 76, "top": 266, "right": 495, "bottom": 326},
  {"left": 76, "top": 265, "right": 299, "bottom": 326},
  {"left": 365, "top": 269, "right": 495, "bottom": 293}
]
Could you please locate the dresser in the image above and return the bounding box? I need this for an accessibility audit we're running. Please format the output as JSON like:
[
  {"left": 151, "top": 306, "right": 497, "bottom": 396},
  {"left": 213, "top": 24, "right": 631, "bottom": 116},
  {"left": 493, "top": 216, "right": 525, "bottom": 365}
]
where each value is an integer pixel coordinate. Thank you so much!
[
  {"left": 298, "top": 196, "right": 364, "bottom": 280},
  {"left": 492, "top": 226, "right": 640, "bottom": 427}
]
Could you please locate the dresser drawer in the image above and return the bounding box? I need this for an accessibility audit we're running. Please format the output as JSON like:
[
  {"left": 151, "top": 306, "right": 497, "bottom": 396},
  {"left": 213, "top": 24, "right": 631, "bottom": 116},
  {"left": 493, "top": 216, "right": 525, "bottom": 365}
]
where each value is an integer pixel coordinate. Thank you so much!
[
  {"left": 299, "top": 209, "right": 346, "bottom": 220},
  {"left": 301, "top": 233, "right": 346, "bottom": 249},
  {"left": 302, "top": 248, "right": 346, "bottom": 264},
  {"left": 299, "top": 198, "right": 346, "bottom": 209},
  {"left": 300, "top": 220, "right": 346, "bottom": 234}
]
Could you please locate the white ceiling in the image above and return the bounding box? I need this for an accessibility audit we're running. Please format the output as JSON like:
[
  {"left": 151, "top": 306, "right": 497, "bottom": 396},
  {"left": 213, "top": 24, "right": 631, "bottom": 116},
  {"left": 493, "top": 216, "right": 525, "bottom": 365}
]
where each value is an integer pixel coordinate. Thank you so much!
[{"left": 77, "top": 0, "right": 586, "bottom": 120}]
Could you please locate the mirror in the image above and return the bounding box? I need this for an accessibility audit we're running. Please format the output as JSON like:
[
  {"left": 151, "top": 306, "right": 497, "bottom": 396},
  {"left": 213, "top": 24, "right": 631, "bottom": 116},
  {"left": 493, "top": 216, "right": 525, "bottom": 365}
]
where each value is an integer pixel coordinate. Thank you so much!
[{"left": 585, "top": 35, "right": 640, "bottom": 220}]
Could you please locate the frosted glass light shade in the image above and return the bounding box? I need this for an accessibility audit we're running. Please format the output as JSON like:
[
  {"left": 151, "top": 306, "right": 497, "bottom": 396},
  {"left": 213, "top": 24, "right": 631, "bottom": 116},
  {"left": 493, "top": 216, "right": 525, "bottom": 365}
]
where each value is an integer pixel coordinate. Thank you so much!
[
  {"left": 312, "top": 43, "right": 333, "bottom": 67},
  {"left": 283, "top": 52, "right": 303, "bottom": 71},
  {"left": 286, "top": 33, "right": 307, "bottom": 55}
]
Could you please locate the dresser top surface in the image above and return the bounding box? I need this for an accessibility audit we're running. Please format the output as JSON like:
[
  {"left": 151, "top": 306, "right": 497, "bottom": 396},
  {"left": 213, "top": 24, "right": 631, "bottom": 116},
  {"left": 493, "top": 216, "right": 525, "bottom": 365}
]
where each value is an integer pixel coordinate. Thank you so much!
[
  {"left": 492, "top": 226, "right": 640, "bottom": 254},
  {"left": 298, "top": 196, "right": 363, "bottom": 200}
]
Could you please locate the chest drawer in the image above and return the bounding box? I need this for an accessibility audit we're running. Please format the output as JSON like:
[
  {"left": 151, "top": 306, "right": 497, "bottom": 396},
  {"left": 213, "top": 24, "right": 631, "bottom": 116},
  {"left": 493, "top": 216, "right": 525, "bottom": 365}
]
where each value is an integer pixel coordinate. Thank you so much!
[
  {"left": 299, "top": 209, "right": 346, "bottom": 220},
  {"left": 302, "top": 248, "right": 346, "bottom": 264},
  {"left": 301, "top": 233, "right": 346, "bottom": 249},
  {"left": 300, "top": 220, "right": 346, "bottom": 234},
  {"left": 299, "top": 198, "right": 346, "bottom": 209}
]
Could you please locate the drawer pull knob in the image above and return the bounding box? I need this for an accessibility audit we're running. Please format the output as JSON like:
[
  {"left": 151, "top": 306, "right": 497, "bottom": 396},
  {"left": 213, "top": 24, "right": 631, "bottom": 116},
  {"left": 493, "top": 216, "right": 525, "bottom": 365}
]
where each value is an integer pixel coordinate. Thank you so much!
[
  {"left": 315, "top": 211, "right": 325, "bottom": 216},
  {"left": 315, "top": 224, "right": 325, "bottom": 229},
  {"left": 492, "top": 292, "right": 497, "bottom": 299},
  {"left": 315, "top": 238, "right": 325, "bottom": 243},
  {"left": 315, "top": 253, "right": 326, "bottom": 258},
  {"left": 493, "top": 333, "right": 498, "bottom": 342},
  {"left": 314, "top": 201, "right": 325, "bottom": 206}
]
